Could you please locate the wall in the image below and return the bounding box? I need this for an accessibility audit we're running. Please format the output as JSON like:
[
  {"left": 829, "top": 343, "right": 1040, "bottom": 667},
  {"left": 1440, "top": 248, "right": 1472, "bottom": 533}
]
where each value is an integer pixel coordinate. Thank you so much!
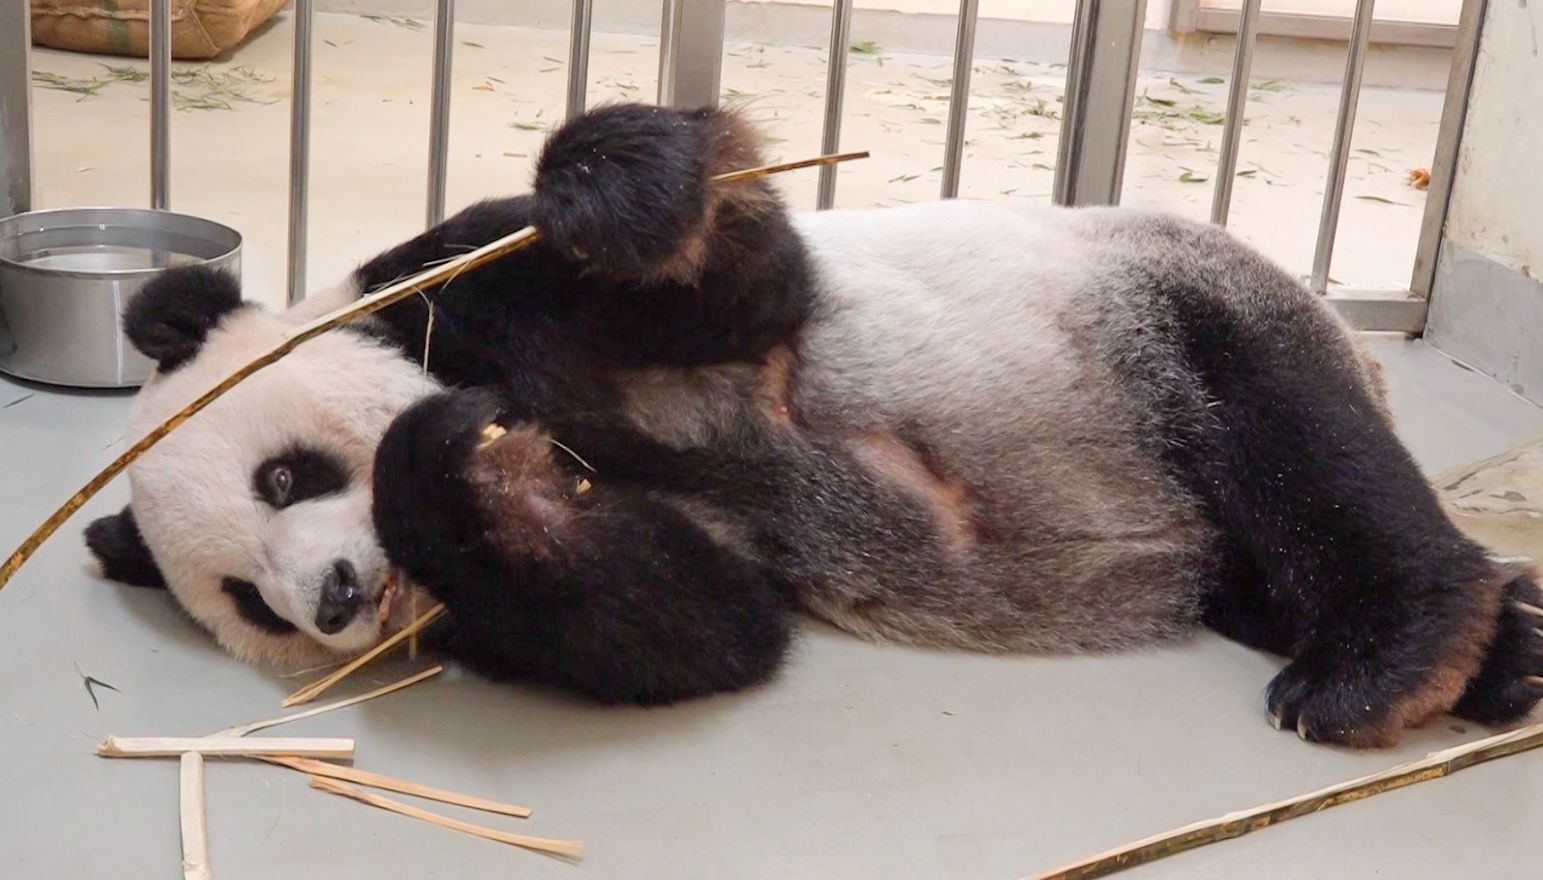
[{"left": 1426, "top": 0, "right": 1543, "bottom": 399}]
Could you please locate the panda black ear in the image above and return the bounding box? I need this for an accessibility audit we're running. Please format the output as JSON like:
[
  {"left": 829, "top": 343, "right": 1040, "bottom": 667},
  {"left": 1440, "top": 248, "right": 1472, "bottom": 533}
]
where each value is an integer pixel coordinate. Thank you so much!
[
  {"left": 84, "top": 506, "right": 167, "bottom": 589},
  {"left": 124, "top": 265, "right": 245, "bottom": 373}
]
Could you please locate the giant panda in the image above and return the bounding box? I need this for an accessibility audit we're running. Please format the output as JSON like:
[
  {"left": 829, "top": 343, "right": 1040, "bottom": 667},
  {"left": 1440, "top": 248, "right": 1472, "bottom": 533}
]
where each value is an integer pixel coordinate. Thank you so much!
[{"left": 84, "top": 102, "right": 1543, "bottom": 747}]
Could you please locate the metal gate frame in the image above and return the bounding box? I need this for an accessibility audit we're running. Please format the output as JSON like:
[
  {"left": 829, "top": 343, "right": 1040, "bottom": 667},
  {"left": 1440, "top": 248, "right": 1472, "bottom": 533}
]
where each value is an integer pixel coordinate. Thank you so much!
[{"left": 0, "top": 0, "right": 1486, "bottom": 334}]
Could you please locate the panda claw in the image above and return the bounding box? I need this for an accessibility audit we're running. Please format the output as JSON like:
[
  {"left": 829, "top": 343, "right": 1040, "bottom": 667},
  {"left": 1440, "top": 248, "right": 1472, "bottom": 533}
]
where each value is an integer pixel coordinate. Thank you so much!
[
  {"left": 477, "top": 423, "right": 508, "bottom": 450},
  {"left": 1296, "top": 716, "right": 1311, "bottom": 741},
  {"left": 1514, "top": 601, "right": 1543, "bottom": 621},
  {"left": 1269, "top": 711, "right": 1283, "bottom": 731},
  {"left": 1526, "top": 675, "right": 1543, "bottom": 688}
]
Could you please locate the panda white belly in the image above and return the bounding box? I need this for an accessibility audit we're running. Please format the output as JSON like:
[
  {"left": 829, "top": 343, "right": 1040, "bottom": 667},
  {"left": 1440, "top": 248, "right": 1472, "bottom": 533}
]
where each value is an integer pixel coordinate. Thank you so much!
[{"left": 767, "top": 201, "right": 1214, "bottom": 653}]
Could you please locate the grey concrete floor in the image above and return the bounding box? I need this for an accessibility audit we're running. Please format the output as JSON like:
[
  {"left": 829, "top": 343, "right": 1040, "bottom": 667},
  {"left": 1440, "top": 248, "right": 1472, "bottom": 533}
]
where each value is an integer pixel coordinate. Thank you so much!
[{"left": 3, "top": 336, "right": 1543, "bottom": 879}]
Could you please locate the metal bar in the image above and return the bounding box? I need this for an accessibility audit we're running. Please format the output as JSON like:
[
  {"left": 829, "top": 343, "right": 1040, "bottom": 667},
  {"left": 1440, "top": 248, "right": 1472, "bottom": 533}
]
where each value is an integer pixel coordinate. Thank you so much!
[
  {"left": 150, "top": 0, "right": 171, "bottom": 210},
  {"left": 566, "top": 0, "right": 594, "bottom": 120},
  {"left": 1411, "top": 0, "right": 1487, "bottom": 299},
  {"left": 0, "top": 1, "right": 34, "bottom": 217},
  {"left": 940, "top": 0, "right": 980, "bottom": 199},
  {"left": 426, "top": 0, "right": 455, "bottom": 228},
  {"left": 816, "top": 0, "right": 855, "bottom": 210},
  {"left": 1053, "top": 0, "right": 1147, "bottom": 206},
  {"left": 1053, "top": 0, "right": 1098, "bottom": 206},
  {"left": 657, "top": 0, "right": 725, "bottom": 109},
  {"left": 1310, "top": 0, "right": 1376, "bottom": 294},
  {"left": 287, "top": 0, "right": 315, "bottom": 305},
  {"left": 1209, "top": 0, "right": 1261, "bottom": 226}
]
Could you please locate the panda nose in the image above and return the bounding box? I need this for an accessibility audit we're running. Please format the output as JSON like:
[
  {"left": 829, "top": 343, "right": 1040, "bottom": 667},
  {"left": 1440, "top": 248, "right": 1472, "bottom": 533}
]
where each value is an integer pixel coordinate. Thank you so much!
[{"left": 315, "top": 559, "right": 362, "bottom": 635}]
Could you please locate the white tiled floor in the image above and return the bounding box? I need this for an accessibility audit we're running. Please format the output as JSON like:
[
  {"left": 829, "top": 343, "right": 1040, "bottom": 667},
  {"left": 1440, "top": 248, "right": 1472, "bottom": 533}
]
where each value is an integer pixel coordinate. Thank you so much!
[{"left": 4, "top": 341, "right": 1543, "bottom": 877}]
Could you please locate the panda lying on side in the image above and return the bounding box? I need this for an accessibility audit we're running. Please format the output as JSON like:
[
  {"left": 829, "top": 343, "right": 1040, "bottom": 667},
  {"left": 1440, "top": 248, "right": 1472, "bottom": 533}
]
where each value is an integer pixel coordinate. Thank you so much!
[{"left": 85, "top": 103, "right": 1543, "bottom": 747}]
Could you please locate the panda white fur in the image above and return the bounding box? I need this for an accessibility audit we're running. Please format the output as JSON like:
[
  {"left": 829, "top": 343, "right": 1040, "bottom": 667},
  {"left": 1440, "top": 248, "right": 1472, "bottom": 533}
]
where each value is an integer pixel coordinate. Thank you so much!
[{"left": 85, "top": 103, "right": 1543, "bottom": 747}]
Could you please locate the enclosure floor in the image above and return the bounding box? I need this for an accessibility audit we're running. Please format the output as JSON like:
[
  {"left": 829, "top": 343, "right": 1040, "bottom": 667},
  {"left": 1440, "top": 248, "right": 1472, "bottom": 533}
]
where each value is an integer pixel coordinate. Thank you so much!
[
  {"left": 4, "top": 332, "right": 1543, "bottom": 878},
  {"left": 25, "top": 11, "right": 1441, "bottom": 311}
]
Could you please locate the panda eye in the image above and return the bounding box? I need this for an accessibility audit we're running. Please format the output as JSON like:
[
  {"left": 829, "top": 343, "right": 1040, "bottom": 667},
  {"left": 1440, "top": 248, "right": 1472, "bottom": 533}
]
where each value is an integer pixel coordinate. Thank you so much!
[
  {"left": 267, "top": 466, "right": 294, "bottom": 506},
  {"left": 254, "top": 448, "right": 347, "bottom": 509}
]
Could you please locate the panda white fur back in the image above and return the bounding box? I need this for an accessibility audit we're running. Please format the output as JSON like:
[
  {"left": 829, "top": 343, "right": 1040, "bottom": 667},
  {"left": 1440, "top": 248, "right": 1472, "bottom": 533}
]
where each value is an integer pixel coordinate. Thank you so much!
[{"left": 85, "top": 104, "right": 1543, "bottom": 748}]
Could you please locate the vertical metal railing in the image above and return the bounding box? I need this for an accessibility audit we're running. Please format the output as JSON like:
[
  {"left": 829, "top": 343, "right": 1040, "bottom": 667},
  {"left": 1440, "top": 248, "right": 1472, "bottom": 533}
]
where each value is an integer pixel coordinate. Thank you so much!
[
  {"left": 1053, "top": 0, "right": 1147, "bottom": 207},
  {"left": 940, "top": 0, "right": 980, "bottom": 199},
  {"left": 426, "top": 0, "right": 456, "bottom": 228},
  {"left": 36, "top": 0, "right": 1453, "bottom": 333},
  {"left": 0, "top": 1, "right": 31, "bottom": 218},
  {"left": 816, "top": 0, "right": 855, "bottom": 210},
  {"left": 150, "top": 0, "right": 171, "bottom": 210},
  {"left": 657, "top": 0, "right": 725, "bottom": 109},
  {"left": 1310, "top": 0, "right": 1377, "bottom": 293},
  {"left": 1209, "top": 0, "right": 1262, "bottom": 225},
  {"left": 567, "top": 0, "right": 595, "bottom": 120},
  {"left": 286, "top": 0, "right": 314, "bottom": 305}
]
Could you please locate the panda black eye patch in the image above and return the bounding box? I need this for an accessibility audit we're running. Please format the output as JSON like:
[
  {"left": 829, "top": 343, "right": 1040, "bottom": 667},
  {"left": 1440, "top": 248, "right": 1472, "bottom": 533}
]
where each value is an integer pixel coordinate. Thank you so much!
[
  {"left": 253, "top": 447, "right": 349, "bottom": 508},
  {"left": 220, "top": 577, "right": 298, "bottom": 635}
]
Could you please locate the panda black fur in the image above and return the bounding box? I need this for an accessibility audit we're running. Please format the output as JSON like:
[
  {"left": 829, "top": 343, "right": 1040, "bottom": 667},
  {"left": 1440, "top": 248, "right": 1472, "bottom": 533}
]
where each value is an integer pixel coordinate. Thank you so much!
[{"left": 85, "top": 103, "right": 1543, "bottom": 747}]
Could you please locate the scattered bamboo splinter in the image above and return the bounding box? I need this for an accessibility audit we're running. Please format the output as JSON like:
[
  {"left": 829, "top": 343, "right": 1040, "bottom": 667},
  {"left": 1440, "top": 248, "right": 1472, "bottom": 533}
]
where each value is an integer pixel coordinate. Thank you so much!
[
  {"left": 310, "top": 776, "right": 582, "bottom": 860},
  {"left": 0, "top": 149, "right": 870, "bottom": 595},
  {"left": 180, "top": 752, "right": 210, "bottom": 880},
  {"left": 284, "top": 605, "right": 447, "bottom": 707},
  {"left": 213, "top": 665, "right": 443, "bottom": 737},
  {"left": 1021, "top": 716, "right": 1543, "bottom": 880},
  {"left": 261, "top": 755, "right": 532, "bottom": 818},
  {"left": 97, "top": 736, "right": 355, "bottom": 759}
]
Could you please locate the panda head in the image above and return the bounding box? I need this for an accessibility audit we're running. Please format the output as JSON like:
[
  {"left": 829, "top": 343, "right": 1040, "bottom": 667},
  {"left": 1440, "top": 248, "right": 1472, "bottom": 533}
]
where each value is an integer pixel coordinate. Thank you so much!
[{"left": 84, "top": 266, "right": 440, "bottom": 668}]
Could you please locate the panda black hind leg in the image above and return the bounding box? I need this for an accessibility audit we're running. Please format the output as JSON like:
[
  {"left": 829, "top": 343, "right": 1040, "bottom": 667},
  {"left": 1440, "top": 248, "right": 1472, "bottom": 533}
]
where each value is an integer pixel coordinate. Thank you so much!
[
  {"left": 1126, "top": 220, "right": 1543, "bottom": 747},
  {"left": 370, "top": 388, "right": 795, "bottom": 705}
]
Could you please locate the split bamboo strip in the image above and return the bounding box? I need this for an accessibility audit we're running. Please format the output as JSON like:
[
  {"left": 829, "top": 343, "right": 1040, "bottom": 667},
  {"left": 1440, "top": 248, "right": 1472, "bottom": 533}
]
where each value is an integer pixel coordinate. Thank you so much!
[
  {"left": 97, "top": 736, "right": 354, "bottom": 759},
  {"left": 0, "top": 150, "right": 870, "bottom": 594},
  {"left": 1021, "top": 717, "right": 1543, "bottom": 880},
  {"left": 283, "top": 606, "right": 446, "bottom": 707},
  {"left": 179, "top": 752, "right": 210, "bottom": 880},
  {"left": 212, "top": 665, "right": 443, "bottom": 737},
  {"left": 261, "top": 755, "right": 532, "bottom": 818},
  {"left": 310, "top": 776, "right": 582, "bottom": 860}
]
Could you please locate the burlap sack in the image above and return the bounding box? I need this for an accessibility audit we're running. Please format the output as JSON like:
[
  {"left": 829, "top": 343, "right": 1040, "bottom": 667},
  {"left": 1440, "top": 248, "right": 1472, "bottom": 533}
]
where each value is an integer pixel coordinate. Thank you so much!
[{"left": 31, "top": 0, "right": 289, "bottom": 60}]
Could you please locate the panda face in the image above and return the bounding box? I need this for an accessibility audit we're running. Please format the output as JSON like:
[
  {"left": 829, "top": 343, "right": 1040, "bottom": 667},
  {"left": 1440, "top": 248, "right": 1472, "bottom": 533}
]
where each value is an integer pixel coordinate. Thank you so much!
[{"left": 86, "top": 269, "right": 441, "bottom": 668}]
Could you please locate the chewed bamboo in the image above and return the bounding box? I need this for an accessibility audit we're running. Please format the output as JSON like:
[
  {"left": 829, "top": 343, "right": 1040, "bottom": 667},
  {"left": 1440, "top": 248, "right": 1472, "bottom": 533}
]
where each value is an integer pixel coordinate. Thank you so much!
[
  {"left": 97, "top": 736, "right": 355, "bottom": 759},
  {"left": 1021, "top": 718, "right": 1543, "bottom": 880},
  {"left": 283, "top": 606, "right": 446, "bottom": 707},
  {"left": 180, "top": 752, "right": 210, "bottom": 880},
  {"left": 309, "top": 776, "right": 582, "bottom": 860},
  {"left": 211, "top": 665, "right": 443, "bottom": 737},
  {"left": 0, "top": 150, "right": 869, "bottom": 594},
  {"left": 261, "top": 755, "right": 532, "bottom": 818}
]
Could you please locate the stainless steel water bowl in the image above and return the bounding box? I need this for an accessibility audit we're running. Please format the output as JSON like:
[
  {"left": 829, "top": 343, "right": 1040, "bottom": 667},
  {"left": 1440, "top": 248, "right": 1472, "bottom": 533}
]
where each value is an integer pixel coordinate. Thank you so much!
[{"left": 0, "top": 207, "right": 242, "bottom": 389}]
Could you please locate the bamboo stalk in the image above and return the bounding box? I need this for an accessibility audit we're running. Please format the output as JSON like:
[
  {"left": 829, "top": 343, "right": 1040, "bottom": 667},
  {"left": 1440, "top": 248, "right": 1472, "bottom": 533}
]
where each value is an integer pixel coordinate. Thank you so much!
[
  {"left": 283, "top": 605, "right": 447, "bottom": 708},
  {"left": 309, "top": 776, "right": 582, "bottom": 860},
  {"left": 260, "top": 755, "right": 532, "bottom": 818},
  {"left": 97, "top": 736, "right": 355, "bottom": 759},
  {"left": 180, "top": 752, "right": 211, "bottom": 880},
  {"left": 211, "top": 665, "right": 443, "bottom": 737},
  {"left": 0, "top": 150, "right": 869, "bottom": 595},
  {"left": 1021, "top": 718, "right": 1543, "bottom": 880}
]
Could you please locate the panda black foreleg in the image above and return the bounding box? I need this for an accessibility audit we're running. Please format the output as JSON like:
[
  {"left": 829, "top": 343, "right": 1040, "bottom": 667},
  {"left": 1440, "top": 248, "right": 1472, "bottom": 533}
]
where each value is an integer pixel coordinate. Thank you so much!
[
  {"left": 1161, "top": 285, "right": 1543, "bottom": 746},
  {"left": 371, "top": 388, "right": 795, "bottom": 704}
]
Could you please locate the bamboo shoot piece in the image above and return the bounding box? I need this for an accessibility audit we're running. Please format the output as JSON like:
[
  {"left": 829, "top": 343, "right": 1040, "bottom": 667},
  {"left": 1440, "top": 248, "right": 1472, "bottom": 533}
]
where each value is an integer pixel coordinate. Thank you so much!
[
  {"left": 261, "top": 756, "right": 531, "bottom": 818},
  {"left": 97, "top": 736, "right": 354, "bottom": 759},
  {"left": 180, "top": 752, "right": 211, "bottom": 880},
  {"left": 212, "top": 665, "right": 442, "bottom": 737},
  {"left": 1021, "top": 717, "right": 1543, "bottom": 880},
  {"left": 310, "top": 776, "right": 581, "bottom": 860},
  {"left": 283, "top": 605, "right": 446, "bottom": 707}
]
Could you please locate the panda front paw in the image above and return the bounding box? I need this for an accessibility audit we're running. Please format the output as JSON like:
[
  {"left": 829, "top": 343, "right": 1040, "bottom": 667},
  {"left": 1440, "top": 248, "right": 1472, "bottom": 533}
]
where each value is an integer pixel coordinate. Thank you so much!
[
  {"left": 372, "top": 389, "right": 508, "bottom": 600},
  {"left": 534, "top": 104, "right": 713, "bottom": 278}
]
